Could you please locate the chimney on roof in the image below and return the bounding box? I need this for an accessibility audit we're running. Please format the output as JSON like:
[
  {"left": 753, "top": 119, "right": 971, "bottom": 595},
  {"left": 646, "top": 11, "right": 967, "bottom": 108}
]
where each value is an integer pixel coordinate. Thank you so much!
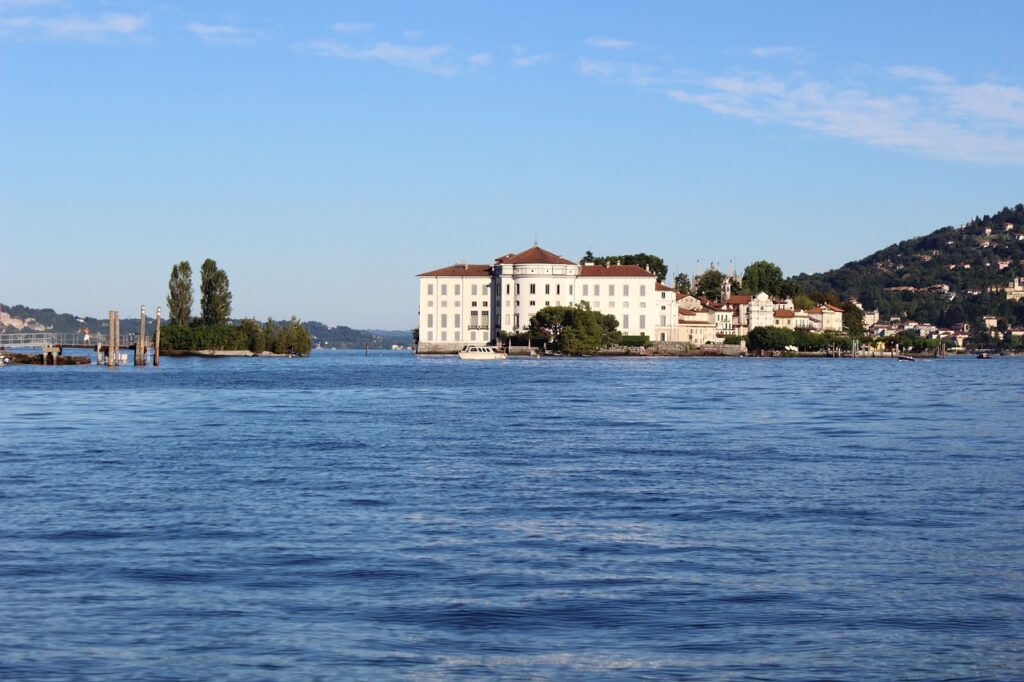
[{"left": 616, "top": 260, "right": 622, "bottom": 266}]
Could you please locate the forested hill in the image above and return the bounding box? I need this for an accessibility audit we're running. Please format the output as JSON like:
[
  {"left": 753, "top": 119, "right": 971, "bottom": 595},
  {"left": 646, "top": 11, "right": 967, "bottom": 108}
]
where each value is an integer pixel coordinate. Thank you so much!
[
  {"left": 0, "top": 303, "right": 410, "bottom": 349},
  {"left": 789, "top": 203, "right": 1024, "bottom": 324}
]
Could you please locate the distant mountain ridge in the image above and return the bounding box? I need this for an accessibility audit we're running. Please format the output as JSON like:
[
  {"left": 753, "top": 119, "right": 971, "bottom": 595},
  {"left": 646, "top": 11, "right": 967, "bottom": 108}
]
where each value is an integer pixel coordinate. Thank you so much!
[
  {"left": 0, "top": 303, "right": 411, "bottom": 349},
  {"left": 790, "top": 203, "right": 1024, "bottom": 326}
]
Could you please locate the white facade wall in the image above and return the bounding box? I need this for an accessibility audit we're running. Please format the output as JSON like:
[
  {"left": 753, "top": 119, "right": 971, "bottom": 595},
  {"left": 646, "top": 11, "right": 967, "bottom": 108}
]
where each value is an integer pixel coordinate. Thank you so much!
[
  {"left": 494, "top": 262, "right": 580, "bottom": 334},
  {"left": 418, "top": 274, "right": 493, "bottom": 346},
  {"left": 418, "top": 252, "right": 670, "bottom": 349},
  {"left": 577, "top": 276, "right": 658, "bottom": 337},
  {"left": 747, "top": 292, "right": 775, "bottom": 332}
]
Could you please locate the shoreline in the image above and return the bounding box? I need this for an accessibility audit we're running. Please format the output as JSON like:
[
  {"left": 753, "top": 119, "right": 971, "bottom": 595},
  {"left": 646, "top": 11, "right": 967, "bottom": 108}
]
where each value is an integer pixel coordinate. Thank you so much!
[{"left": 159, "top": 349, "right": 297, "bottom": 358}]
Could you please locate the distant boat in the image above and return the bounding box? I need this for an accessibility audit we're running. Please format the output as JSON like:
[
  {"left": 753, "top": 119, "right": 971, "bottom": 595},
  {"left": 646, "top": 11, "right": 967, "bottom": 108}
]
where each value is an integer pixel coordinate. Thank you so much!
[
  {"left": 897, "top": 355, "right": 916, "bottom": 362},
  {"left": 976, "top": 351, "right": 992, "bottom": 359},
  {"left": 458, "top": 345, "right": 508, "bottom": 361}
]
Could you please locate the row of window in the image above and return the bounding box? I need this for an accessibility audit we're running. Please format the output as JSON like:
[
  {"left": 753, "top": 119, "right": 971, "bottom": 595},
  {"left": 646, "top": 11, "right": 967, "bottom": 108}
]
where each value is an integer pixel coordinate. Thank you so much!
[
  {"left": 581, "top": 284, "right": 646, "bottom": 297},
  {"left": 425, "top": 299, "right": 489, "bottom": 308},
  {"left": 427, "top": 282, "right": 650, "bottom": 298},
  {"left": 496, "top": 313, "right": 648, "bottom": 330},
  {"left": 507, "top": 283, "right": 568, "bottom": 295},
  {"left": 426, "top": 312, "right": 650, "bottom": 330},
  {"left": 425, "top": 314, "right": 491, "bottom": 329},
  {"left": 425, "top": 283, "right": 492, "bottom": 296},
  {"left": 424, "top": 331, "right": 488, "bottom": 342}
]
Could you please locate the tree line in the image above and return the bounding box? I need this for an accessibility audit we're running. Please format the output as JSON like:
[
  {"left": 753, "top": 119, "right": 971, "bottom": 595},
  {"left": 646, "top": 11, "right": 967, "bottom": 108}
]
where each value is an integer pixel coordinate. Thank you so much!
[{"left": 163, "top": 259, "right": 311, "bottom": 355}]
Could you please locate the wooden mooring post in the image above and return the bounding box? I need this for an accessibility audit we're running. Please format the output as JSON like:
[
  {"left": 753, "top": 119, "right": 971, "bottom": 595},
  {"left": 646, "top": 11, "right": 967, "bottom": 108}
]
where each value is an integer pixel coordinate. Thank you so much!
[
  {"left": 154, "top": 306, "right": 161, "bottom": 366},
  {"left": 107, "top": 310, "right": 115, "bottom": 366},
  {"left": 135, "top": 305, "right": 146, "bottom": 366}
]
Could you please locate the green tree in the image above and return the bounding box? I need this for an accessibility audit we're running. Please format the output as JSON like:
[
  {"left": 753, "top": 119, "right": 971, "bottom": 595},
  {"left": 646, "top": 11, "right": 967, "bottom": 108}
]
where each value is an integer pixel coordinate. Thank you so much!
[
  {"left": 695, "top": 267, "right": 726, "bottom": 301},
  {"left": 263, "top": 317, "right": 279, "bottom": 352},
  {"left": 743, "top": 260, "right": 784, "bottom": 297},
  {"left": 582, "top": 253, "right": 668, "bottom": 281},
  {"left": 530, "top": 306, "right": 570, "bottom": 346},
  {"left": 239, "top": 318, "right": 265, "bottom": 353},
  {"left": 842, "top": 301, "right": 865, "bottom": 337},
  {"left": 285, "top": 317, "right": 313, "bottom": 356},
  {"left": 200, "top": 258, "right": 232, "bottom": 326},
  {"left": 674, "top": 273, "right": 691, "bottom": 294},
  {"left": 747, "top": 326, "right": 795, "bottom": 352},
  {"left": 793, "top": 294, "right": 815, "bottom": 311},
  {"left": 167, "top": 260, "right": 193, "bottom": 326},
  {"left": 527, "top": 303, "right": 621, "bottom": 355}
]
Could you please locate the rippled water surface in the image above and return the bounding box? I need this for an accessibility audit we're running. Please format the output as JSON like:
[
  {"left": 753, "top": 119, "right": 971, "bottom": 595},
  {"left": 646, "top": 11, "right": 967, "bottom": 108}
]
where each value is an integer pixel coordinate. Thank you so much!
[{"left": 2, "top": 352, "right": 1022, "bottom": 679}]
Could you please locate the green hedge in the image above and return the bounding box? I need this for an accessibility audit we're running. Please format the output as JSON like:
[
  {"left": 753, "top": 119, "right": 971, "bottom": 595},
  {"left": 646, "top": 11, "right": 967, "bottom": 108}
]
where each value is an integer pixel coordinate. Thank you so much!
[
  {"left": 158, "top": 319, "right": 312, "bottom": 356},
  {"left": 620, "top": 334, "right": 651, "bottom": 347}
]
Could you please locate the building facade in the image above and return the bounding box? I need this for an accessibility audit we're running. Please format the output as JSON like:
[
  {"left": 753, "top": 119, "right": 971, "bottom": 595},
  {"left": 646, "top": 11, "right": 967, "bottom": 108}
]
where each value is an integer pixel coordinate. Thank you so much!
[{"left": 418, "top": 246, "right": 673, "bottom": 352}]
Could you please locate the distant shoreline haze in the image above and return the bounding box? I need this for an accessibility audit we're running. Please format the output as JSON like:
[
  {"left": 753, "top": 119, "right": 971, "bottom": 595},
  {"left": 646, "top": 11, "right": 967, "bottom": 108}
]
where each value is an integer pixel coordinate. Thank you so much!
[{"left": 0, "top": 304, "right": 412, "bottom": 349}]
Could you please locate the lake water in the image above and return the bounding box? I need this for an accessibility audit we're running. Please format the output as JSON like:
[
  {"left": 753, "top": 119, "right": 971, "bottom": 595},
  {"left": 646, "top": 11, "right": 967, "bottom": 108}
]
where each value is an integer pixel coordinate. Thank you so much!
[{"left": 1, "top": 351, "right": 1022, "bottom": 679}]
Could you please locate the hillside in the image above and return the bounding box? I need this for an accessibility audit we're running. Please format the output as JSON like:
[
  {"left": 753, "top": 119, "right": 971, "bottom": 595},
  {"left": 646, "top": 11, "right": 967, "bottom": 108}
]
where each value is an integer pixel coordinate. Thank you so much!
[
  {"left": 0, "top": 304, "right": 410, "bottom": 349},
  {"left": 789, "top": 203, "right": 1024, "bottom": 326}
]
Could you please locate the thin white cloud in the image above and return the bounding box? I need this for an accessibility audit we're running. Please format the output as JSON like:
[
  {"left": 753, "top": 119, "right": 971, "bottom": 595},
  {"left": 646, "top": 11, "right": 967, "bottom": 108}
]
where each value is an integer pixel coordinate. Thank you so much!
[
  {"left": 507, "top": 45, "right": 550, "bottom": 68},
  {"left": 748, "top": 46, "right": 804, "bottom": 59},
  {"left": 891, "top": 65, "right": 1024, "bottom": 127},
  {"left": 187, "top": 22, "right": 258, "bottom": 46},
  {"left": 583, "top": 58, "right": 1024, "bottom": 164},
  {"left": 333, "top": 21, "right": 373, "bottom": 33},
  {"left": 469, "top": 52, "right": 491, "bottom": 67},
  {"left": 577, "top": 57, "right": 662, "bottom": 86},
  {"left": 889, "top": 64, "right": 951, "bottom": 84},
  {"left": 402, "top": 29, "right": 425, "bottom": 40},
  {"left": 303, "top": 40, "right": 459, "bottom": 76},
  {"left": 585, "top": 36, "right": 635, "bottom": 50},
  {"left": 0, "top": 12, "right": 145, "bottom": 40},
  {"left": 512, "top": 53, "right": 549, "bottom": 68}
]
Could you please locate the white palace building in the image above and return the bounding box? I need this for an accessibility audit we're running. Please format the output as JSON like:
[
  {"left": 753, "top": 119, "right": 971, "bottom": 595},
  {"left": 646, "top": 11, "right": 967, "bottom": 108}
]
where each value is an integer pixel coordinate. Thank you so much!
[{"left": 417, "top": 245, "right": 679, "bottom": 352}]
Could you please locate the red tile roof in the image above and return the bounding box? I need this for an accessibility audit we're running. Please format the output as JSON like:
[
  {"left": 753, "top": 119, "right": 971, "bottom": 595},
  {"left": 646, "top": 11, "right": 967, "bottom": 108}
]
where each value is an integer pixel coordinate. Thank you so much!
[
  {"left": 418, "top": 263, "right": 493, "bottom": 277},
  {"left": 774, "top": 309, "right": 795, "bottom": 318},
  {"left": 656, "top": 282, "right": 675, "bottom": 292},
  {"left": 808, "top": 304, "right": 843, "bottom": 313},
  {"left": 495, "top": 245, "right": 576, "bottom": 265},
  {"left": 578, "top": 264, "right": 655, "bottom": 278},
  {"left": 726, "top": 294, "right": 752, "bottom": 304}
]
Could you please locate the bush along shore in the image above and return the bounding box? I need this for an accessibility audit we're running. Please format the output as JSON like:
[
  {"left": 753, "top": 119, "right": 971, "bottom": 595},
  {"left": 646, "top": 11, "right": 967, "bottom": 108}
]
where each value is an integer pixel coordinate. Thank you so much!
[
  {"left": 159, "top": 319, "right": 312, "bottom": 356},
  {"left": 161, "top": 259, "right": 312, "bottom": 357}
]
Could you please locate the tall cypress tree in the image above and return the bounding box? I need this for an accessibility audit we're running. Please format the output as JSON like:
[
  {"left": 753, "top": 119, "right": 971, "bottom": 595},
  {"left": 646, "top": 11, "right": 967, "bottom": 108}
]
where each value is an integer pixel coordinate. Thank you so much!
[
  {"left": 200, "top": 258, "right": 232, "bottom": 326},
  {"left": 167, "top": 260, "right": 193, "bottom": 326}
]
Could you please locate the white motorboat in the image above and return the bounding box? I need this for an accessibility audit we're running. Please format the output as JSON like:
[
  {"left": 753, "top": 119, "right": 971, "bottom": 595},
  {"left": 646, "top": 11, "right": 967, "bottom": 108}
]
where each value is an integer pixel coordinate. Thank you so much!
[{"left": 458, "top": 345, "right": 508, "bottom": 360}]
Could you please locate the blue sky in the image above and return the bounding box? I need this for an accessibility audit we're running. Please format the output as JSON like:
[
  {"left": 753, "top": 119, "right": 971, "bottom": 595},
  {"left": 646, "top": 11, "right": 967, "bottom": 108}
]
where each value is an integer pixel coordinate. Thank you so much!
[{"left": 3, "top": 1, "right": 1023, "bottom": 329}]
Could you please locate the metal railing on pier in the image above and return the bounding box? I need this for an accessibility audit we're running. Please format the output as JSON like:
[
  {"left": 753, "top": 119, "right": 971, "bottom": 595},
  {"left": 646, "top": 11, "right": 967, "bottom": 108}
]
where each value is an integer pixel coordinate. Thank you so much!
[{"left": 0, "top": 332, "right": 136, "bottom": 349}]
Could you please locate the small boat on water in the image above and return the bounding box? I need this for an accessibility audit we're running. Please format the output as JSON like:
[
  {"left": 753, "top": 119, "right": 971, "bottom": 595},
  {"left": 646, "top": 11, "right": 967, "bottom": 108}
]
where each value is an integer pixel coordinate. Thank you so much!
[
  {"left": 976, "top": 351, "right": 992, "bottom": 359},
  {"left": 897, "top": 355, "right": 916, "bottom": 362},
  {"left": 458, "top": 345, "right": 508, "bottom": 361}
]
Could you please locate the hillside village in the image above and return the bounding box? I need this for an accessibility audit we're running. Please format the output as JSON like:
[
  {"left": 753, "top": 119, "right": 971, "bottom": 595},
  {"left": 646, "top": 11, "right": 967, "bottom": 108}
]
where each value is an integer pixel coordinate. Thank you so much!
[
  {"left": 417, "top": 204, "right": 1024, "bottom": 354},
  {"left": 789, "top": 204, "right": 1024, "bottom": 345}
]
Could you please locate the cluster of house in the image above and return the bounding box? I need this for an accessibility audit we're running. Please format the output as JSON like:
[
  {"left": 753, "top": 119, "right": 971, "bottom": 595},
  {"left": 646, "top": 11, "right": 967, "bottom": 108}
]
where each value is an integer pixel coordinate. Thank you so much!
[
  {"left": 416, "top": 245, "right": 846, "bottom": 352},
  {"left": 672, "top": 288, "right": 844, "bottom": 346},
  {"left": 867, "top": 314, "right": 1024, "bottom": 347},
  {"left": 997, "top": 277, "right": 1024, "bottom": 301}
]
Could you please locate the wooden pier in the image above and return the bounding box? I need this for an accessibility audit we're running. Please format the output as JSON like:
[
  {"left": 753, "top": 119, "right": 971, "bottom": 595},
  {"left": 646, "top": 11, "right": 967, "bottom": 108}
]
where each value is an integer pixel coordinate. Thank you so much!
[{"left": 0, "top": 305, "right": 162, "bottom": 367}]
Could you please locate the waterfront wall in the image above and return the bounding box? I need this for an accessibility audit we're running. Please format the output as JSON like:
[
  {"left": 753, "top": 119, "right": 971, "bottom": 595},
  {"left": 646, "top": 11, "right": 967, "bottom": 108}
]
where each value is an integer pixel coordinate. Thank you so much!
[{"left": 653, "top": 342, "right": 745, "bottom": 356}]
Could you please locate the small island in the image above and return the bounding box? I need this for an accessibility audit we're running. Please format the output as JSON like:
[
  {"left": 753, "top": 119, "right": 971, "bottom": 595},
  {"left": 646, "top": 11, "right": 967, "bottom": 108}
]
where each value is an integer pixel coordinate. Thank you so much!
[{"left": 159, "top": 259, "right": 312, "bottom": 357}]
